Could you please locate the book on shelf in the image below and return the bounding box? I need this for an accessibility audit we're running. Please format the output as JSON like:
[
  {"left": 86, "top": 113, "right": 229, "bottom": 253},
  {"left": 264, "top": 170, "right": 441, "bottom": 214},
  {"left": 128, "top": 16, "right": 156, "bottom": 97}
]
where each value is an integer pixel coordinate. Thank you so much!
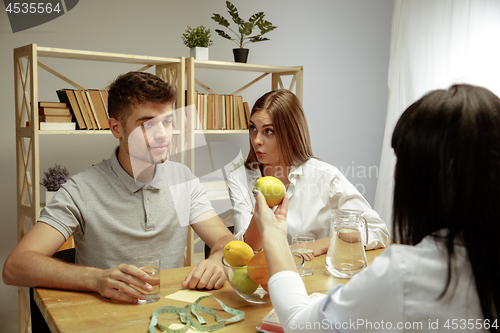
[
  {"left": 87, "top": 89, "right": 110, "bottom": 129},
  {"left": 39, "top": 115, "right": 73, "bottom": 122},
  {"left": 38, "top": 101, "right": 67, "bottom": 108},
  {"left": 207, "top": 94, "right": 214, "bottom": 130},
  {"left": 39, "top": 122, "right": 76, "bottom": 131},
  {"left": 237, "top": 96, "right": 248, "bottom": 129},
  {"left": 38, "top": 106, "right": 71, "bottom": 116},
  {"left": 193, "top": 92, "right": 249, "bottom": 130},
  {"left": 243, "top": 102, "right": 250, "bottom": 127},
  {"left": 225, "top": 95, "right": 232, "bottom": 130},
  {"left": 56, "top": 89, "right": 87, "bottom": 130},
  {"left": 99, "top": 90, "right": 109, "bottom": 118},
  {"left": 73, "top": 90, "right": 95, "bottom": 129},
  {"left": 57, "top": 89, "right": 110, "bottom": 130},
  {"left": 233, "top": 95, "right": 239, "bottom": 130},
  {"left": 83, "top": 90, "right": 101, "bottom": 129}
]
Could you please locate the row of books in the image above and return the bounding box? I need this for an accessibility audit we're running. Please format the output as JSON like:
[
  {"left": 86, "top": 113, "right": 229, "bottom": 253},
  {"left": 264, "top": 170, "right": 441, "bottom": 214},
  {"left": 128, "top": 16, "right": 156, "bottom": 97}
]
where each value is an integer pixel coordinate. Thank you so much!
[
  {"left": 56, "top": 89, "right": 110, "bottom": 130},
  {"left": 195, "top": 93, "right": 250, "bottom": 130},
  {"left": 38, "top": 101, "right": 76, "bottom": 131}
]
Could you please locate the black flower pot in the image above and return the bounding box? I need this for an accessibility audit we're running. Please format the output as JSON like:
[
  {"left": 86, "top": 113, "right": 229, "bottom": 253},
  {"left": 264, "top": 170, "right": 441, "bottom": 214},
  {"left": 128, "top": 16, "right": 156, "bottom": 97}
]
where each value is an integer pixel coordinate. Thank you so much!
[{"left": 233, "top": 48, "right": 249, "bottom": 63}]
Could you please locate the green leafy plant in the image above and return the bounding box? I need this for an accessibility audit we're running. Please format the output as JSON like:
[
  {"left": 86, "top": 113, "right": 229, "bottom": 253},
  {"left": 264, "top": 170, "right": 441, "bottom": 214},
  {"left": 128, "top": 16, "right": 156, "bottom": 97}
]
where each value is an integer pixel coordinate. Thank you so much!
[
  {"left": 212, "top": 1, "right": 277, "bottom": 48},
  {"left": 182, "top": 25, "right": 214, "bottom": 48}
]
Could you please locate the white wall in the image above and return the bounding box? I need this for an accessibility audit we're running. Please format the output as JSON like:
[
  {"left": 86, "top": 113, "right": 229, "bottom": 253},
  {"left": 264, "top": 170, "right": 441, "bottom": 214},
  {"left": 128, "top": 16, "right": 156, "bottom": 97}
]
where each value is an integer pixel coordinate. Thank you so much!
[{"left": 0, "top": 0, "right": 393, "bottom": 331}]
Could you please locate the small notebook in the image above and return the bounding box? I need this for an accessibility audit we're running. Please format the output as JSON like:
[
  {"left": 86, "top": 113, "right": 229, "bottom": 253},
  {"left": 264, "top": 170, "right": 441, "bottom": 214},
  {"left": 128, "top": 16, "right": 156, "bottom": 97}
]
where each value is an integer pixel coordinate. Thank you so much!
[{"left": 258, "top": 292, "right": 326, "bottom": 333}]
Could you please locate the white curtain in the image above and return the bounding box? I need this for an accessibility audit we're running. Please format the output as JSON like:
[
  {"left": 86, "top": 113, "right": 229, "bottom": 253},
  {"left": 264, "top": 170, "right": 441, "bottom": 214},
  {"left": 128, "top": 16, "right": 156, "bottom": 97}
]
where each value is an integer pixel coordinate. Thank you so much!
[{"left": 374, "top": 0, "right": 500, "bottom": 234}]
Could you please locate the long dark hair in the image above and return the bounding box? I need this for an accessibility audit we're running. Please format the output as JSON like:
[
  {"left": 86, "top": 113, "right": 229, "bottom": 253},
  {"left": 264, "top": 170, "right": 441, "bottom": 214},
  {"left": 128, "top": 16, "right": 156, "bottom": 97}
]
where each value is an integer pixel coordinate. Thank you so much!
[
  {"left": 245, "top": 90, "right": 313, "bottom": 170},
  {"left": 391, "top": 84, "right": 500, "bottom": 328}
]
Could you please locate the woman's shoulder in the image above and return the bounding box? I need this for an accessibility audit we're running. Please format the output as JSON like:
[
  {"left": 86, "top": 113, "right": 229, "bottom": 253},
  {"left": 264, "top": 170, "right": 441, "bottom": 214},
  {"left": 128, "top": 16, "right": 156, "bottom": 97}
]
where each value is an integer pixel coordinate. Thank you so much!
[
  {"left": 227, "top": 164, "right": 261, "bottom": 189},
  {"left": 229, "top": 164, "right": 261, "bottom": 179},
  {"left": 299, "top": 158, "right": 342, "bottom": 176}
]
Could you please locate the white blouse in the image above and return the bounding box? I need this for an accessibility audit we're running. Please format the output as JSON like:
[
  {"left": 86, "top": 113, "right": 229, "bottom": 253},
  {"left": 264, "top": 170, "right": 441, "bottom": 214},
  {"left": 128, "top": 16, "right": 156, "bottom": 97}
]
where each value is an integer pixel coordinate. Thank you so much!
[
  {"left": 268, "top": 236, "right": 486, "bottom": 333},
  {"left": 227, "top": 158, "right": 389, "bottom": 249}
]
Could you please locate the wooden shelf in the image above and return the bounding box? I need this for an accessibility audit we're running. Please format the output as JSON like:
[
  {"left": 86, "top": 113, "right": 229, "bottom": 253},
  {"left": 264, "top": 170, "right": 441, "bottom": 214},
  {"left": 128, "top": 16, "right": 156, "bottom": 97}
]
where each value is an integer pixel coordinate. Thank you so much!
[
  {"left": 191, "top": 58, "right": 302, "bottom": 73},
  {"left": 37, "top": 130, "right": 181, "bottom": 135},
  {"left": 29, "top": 45, "right": 181, "bottom": 65},
  {"left": 38, "top": 130, "right": 112, "bottom": 135},
  {"left": 194, "top": 129, "right": 248, "bottom": 134}
]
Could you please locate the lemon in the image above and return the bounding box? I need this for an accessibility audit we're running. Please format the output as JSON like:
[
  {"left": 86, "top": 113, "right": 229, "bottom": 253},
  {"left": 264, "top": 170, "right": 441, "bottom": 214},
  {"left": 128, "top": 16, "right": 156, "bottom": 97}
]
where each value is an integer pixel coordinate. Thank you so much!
[
  {"left": 254, "top": 176, "right": 286, "bottom": 207},
  {"left": 232, "top": 267, "right": 259, "bottom": 294},
  {"left": 223, "top": 241, "right": 254, "bottom": 266}
]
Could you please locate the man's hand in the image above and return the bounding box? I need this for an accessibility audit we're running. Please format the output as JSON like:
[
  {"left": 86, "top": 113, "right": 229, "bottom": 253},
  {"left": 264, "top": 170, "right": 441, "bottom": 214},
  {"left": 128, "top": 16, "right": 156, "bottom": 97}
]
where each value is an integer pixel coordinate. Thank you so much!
[
  {"left": 92, "top": 264, "right": 153, "bottom": 303},
  {"left": 181, "top": 255, "right": 226, "bottom": 290}
]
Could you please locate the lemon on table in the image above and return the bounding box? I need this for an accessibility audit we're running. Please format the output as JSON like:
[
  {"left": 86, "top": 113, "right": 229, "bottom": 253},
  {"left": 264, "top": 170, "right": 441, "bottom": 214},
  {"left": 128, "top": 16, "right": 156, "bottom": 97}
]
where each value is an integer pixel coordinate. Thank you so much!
[
  {"left": 223, "top": 241, "right": 254, "bottom": 267},
  {"left": 254, "top": 176, "right": 286, "bottom": 207},
  {"left": 232, "top": 267, "right": 259, "bottom": 294}
]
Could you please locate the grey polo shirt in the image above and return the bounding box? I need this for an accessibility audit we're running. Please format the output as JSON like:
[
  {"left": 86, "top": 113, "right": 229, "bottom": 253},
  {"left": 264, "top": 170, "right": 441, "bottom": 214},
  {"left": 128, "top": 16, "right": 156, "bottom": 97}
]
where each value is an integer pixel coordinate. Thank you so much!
[{"left": 39, "top": 147, "right": 213, "bottom": 269}]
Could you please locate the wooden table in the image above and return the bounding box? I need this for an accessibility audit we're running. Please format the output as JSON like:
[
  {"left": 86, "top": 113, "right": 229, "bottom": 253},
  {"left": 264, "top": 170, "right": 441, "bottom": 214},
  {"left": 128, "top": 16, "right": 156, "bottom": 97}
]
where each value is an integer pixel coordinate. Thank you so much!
[{"left": 34, "top": 248, "right": 386, "bottom": 333}]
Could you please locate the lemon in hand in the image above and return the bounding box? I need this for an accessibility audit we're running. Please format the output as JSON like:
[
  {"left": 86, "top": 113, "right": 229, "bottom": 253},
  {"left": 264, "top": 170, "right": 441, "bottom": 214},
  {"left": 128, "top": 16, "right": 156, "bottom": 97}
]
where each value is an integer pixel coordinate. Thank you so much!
[
  {"left": 232, "top": 267, "right": 259, "bottom": 294},
  {"left": 223, "top": 241, "right": 254, "bottom": 267},
  {"left": 254, "top": 176, "right": 286, "bottom": 207}
]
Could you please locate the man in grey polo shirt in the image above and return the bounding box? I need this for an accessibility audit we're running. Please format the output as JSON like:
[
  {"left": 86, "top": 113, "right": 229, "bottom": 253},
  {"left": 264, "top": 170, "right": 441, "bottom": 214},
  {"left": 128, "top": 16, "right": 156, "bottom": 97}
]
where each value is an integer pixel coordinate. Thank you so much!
[{"left": 3, "top": 72, "right": 236, "bottom": 304}]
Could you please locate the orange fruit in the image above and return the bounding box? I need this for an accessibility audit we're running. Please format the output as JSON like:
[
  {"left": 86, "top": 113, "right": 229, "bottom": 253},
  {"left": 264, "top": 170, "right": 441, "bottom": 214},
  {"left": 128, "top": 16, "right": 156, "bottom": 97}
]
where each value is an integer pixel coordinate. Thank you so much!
[
  {"left": 254, "top": 176, "right": 286, "bottom": 207},
  {"left": 247, "top": 250, "right": 268, "bottom": 284},
  {"left": 223, "top": 241, "right": 254, "bottom": 267},
  {"left": 261, "top": 284, "right": 269, "bottom": 292}
]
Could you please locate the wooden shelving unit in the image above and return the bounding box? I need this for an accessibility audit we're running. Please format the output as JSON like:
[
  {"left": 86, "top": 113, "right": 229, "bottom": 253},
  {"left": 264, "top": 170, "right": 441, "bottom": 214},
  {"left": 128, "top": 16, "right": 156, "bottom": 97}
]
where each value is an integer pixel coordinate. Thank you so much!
[
  {"left": 14, "top": 43, "right": 303, "bottom": 333},
  {"left": 182, "top": 58, "right": 303, "bottom": 268}
]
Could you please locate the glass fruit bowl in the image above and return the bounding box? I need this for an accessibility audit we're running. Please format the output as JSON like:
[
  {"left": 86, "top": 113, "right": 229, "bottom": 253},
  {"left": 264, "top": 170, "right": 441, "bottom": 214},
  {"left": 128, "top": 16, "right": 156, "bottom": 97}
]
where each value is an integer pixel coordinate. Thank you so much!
[{"left": 222, "top": 252, "right": 305, "bottom": 304}]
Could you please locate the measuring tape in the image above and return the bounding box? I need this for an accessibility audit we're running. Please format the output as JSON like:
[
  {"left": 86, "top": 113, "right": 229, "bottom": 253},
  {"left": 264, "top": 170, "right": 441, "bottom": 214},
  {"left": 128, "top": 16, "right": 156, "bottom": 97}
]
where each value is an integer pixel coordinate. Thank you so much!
[{"left": 148, "top": 295, "right": 245, "bottom": 333}]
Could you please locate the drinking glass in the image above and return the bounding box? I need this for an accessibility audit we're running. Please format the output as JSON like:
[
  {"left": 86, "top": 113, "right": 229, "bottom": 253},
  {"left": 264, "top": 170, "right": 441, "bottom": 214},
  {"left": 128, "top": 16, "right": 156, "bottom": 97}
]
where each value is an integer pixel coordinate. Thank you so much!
[
  {"left": 292, "top": 237, "right": 315, "bottom": 276},
  {"left": 133, "top": 255, "right": 160, "bottom": 304}
]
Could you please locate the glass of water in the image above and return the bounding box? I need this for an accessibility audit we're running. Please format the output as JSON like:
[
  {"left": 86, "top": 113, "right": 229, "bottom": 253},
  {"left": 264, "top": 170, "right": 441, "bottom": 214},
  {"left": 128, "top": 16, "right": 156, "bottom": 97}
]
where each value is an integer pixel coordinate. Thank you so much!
[
  {"left": 133, "top": 255, "right": 161, "bottom": 304},
  {"left": 291, "top": 237, "right": 315, "bottom": 276}
]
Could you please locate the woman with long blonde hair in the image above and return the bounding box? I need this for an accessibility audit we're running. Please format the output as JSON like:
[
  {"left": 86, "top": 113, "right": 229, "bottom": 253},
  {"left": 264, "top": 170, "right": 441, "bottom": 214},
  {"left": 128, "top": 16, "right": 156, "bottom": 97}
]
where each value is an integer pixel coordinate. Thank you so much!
[{"left": 228, "top": 89, "right": 389, "bottom": 253}]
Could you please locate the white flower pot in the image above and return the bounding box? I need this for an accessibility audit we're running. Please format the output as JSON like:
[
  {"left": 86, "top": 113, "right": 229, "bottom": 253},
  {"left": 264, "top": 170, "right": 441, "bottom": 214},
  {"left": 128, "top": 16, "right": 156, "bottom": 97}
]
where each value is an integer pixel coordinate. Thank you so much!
[
  {"left": 190, "top": 47, "right": 209, "bottom": 60},
  {"left": 45, "top": 189, "right": 57, "bottom": 204}
]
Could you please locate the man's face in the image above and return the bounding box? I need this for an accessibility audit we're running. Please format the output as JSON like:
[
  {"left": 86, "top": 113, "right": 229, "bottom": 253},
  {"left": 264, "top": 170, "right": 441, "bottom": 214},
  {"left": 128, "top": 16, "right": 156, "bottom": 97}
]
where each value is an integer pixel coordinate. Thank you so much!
[{"left": 121, "top": 102, "right": 174, "bottom": 167}]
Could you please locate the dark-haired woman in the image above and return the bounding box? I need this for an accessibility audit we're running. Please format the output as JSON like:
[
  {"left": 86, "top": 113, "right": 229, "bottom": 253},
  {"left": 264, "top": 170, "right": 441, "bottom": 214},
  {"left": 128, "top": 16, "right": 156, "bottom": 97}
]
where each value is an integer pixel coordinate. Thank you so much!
[{"left": 252, "top": 84, "right": 499, "bottom": 332}]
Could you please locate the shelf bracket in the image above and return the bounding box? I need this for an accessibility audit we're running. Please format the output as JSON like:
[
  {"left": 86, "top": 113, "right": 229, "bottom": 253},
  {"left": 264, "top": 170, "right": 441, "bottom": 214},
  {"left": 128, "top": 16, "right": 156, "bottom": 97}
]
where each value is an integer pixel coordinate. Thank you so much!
[
  {"left": 37, "top": 61, "right": 86, "bottom": 90},
  {"left": 231, "top": 72, "right": 270, "bottom": 96},
  {"left": 195, "top": 79, "right": 217, "bottom": 95}
]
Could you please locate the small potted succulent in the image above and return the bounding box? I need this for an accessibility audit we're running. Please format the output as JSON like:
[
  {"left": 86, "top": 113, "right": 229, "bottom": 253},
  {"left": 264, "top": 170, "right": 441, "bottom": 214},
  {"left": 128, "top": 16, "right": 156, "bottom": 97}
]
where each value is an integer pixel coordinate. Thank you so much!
[
  {"left": 182, "top": 25, "right": 214, "bottom": 60},
  {"left": 41, "top": 164, "right": 69, "bottom": 203},
  {"left": 212, "top": 1, "right": 277, "bottom": 63}
]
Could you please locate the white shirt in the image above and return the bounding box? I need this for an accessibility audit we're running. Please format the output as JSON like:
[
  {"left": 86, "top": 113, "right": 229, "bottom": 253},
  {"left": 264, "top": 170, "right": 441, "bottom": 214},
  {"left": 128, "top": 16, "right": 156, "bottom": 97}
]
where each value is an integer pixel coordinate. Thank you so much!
[
  {"left": 268, "top": 235, "right": 486, "bottom": 333},
  {"left": 227, "top": 158, "right": 389, "bottom": 249}
]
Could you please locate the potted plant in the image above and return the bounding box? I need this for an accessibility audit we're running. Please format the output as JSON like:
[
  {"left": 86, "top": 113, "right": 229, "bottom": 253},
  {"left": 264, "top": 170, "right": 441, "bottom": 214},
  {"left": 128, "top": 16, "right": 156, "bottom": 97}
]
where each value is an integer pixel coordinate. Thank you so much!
[
  {"left": 212, "top": 1, "right": 277, "bottom": 63},
  {"left": 41, "top": 164, "right": 69, "bottom": 203},
  {"left": 182, "top": 25, "right": 214, "bottom": 60}
]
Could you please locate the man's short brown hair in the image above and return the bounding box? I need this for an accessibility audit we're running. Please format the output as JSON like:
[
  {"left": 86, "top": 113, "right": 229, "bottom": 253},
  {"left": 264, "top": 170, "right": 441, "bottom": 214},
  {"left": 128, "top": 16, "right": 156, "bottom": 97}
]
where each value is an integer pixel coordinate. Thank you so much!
[{"left": 108, "top": 71, "right": 176, "bottom": 124}]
